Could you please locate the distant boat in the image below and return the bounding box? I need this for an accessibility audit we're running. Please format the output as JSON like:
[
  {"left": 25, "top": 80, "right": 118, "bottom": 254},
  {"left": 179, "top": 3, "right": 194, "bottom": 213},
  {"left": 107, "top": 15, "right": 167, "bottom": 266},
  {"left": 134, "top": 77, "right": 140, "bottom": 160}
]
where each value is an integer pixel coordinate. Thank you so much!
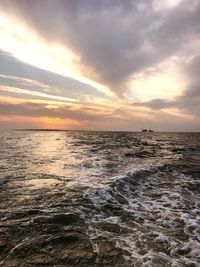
[{"left": 142, "top": 129, "right": 154, "bottom": 132}]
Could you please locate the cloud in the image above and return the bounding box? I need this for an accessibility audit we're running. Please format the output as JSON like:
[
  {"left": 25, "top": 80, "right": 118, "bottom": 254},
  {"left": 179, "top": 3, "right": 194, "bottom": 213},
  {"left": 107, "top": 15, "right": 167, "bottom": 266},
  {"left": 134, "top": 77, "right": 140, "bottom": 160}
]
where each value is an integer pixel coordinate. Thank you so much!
[
  {"left": 0, "top": 101, "right": 114, "bottom": 122},
  {"left": 133, "top": 90, "right": 200, "bottom": 116},
  {"left": 0, "top": 84, "right": 77, "bottom": 103},
  {"left": 1, "top": 0, "right": 200, "bottom": 96},
  {"left": 0, "top": 99, "right": 143, "bottom": 130},
  {"left": 0, "top": 97, "right": 199, "bottom": 132},
  {"left": 0, "top": 0, "right": 200, "bottom": 131},
  {"left": 133, "top": 54, "right": 200, "bottom": 117},
  {"left": 133, "top": 98, "right": 175, "bottom": 110},
  {"left": 133, "top": 90, "right": 200, "bottom": 117},
  {"left": 0, "top": 50, "right": 107, "bottom": 99}
]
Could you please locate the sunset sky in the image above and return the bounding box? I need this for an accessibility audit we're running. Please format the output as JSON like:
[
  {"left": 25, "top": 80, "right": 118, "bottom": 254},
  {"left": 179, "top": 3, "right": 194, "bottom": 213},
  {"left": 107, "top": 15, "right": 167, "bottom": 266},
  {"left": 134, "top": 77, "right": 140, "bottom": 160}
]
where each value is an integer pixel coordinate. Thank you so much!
[{"left": 0, "top": 0, "right": 199, "bottom": 131}]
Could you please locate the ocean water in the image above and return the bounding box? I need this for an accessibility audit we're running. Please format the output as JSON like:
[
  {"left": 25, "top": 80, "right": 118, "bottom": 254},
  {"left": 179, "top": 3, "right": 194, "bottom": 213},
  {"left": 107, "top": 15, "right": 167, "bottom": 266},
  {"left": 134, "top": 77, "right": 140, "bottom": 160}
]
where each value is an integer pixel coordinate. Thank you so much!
[{"left": 0, "top": 131, "right": 199, "bottom": 267}]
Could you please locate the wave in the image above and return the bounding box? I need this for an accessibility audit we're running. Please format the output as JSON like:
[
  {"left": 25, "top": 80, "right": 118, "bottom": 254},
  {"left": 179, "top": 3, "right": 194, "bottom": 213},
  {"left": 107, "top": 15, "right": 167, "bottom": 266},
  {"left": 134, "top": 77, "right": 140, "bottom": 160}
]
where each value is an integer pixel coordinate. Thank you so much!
[{"left": 81, "top": 165, "right": 200, "bottom": 266}]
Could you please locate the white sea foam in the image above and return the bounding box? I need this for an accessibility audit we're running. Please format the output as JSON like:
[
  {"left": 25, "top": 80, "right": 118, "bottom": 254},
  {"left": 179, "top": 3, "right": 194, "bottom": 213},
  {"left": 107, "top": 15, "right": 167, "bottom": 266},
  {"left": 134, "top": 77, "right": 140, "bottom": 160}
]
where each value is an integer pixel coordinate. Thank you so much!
[{"left": 83, "top": 167, "right": 200, "bottom": 266}]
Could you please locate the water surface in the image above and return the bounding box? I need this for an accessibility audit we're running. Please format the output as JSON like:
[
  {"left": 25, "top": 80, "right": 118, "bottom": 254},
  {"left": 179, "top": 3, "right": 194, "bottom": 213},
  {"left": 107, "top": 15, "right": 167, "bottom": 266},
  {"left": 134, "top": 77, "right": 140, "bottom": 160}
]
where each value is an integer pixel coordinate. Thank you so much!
[{"left": 0, "top": 131, "right": 199, "bottom": 266}]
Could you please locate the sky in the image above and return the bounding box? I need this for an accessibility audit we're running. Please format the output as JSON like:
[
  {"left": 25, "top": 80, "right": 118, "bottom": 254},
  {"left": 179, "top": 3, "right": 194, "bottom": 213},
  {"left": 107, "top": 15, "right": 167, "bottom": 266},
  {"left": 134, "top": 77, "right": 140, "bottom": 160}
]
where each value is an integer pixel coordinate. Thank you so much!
[{"left": 0, "top": 0, "right": 199, "bottom": 131}]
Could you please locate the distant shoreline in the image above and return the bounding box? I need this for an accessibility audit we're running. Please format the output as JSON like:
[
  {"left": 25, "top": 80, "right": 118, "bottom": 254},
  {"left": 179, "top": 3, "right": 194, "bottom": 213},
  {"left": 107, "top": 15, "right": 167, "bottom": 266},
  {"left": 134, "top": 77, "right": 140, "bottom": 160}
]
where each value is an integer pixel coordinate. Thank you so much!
[{"left": 0, "top": 129, "right": 199, "bottom": 133}]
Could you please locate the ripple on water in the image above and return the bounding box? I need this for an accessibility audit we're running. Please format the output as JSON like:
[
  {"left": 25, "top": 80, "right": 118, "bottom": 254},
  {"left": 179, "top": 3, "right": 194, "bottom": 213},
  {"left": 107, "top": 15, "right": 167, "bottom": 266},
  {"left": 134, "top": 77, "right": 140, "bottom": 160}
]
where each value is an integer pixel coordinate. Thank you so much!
[{"left": 0, "top": 131, "right": 199, "bottom": 266}]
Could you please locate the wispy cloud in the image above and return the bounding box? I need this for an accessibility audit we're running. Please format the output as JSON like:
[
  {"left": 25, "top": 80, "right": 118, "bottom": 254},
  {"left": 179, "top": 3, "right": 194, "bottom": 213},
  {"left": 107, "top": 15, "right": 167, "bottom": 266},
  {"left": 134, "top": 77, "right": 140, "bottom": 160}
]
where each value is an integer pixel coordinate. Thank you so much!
[{"left": 0, "top": 85, "right": 77, "bottom": 102}]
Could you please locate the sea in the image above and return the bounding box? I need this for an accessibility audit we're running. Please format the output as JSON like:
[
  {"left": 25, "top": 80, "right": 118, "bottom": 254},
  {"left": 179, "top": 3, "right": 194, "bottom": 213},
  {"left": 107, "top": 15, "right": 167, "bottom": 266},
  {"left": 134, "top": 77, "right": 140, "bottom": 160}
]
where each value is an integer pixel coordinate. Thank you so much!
[{"left": 0, "top": 131, "right": 199, "bottom": 267}]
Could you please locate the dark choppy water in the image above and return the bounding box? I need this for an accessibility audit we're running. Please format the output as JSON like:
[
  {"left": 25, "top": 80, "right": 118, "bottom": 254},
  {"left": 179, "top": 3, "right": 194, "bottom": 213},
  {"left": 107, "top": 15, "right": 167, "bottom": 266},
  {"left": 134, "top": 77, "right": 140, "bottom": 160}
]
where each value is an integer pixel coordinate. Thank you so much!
[{"left": 0, "top": 131, "right": 199, "bottom": 267}]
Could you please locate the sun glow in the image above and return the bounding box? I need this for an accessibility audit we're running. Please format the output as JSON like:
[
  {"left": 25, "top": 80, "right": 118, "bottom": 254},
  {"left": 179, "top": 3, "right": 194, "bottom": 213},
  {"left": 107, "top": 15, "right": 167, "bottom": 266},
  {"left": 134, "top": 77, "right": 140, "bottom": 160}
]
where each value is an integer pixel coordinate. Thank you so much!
[
  {"left": 38, "top": 116, "right": 81, "bottom": 128},
  {"left": 0, "top": 11, "right": 112, "bottom": 97},
  {"left": 0, "top": 115, "right": 81, "bottom": 129},
  {"left": 127, "top": 63, "right": 186, "bottom": 102}
]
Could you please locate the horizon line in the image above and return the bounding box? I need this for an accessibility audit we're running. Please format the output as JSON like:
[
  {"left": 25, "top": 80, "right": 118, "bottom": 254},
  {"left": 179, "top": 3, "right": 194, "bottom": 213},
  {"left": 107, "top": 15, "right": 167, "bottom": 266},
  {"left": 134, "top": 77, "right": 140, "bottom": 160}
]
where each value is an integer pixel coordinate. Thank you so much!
[{"left": 0, "top": 128, "right": 199, "bottom": 133}]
